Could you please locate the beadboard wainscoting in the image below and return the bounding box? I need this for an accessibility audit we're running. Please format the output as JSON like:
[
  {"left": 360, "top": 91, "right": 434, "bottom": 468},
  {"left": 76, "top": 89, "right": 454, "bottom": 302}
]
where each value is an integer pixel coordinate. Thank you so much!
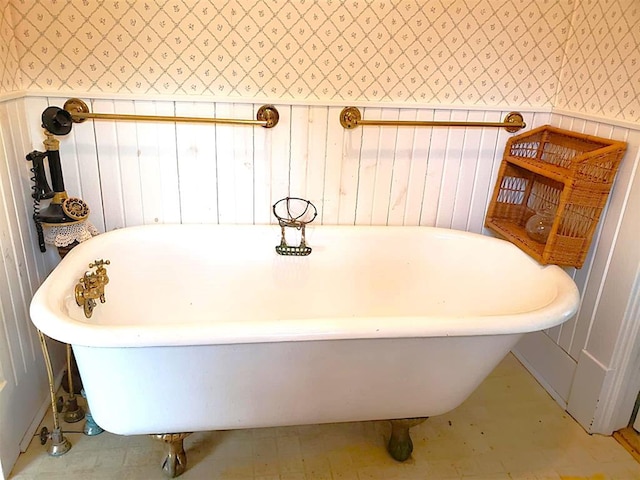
[
  {"left": 511, "top": 111, "right": 640, "bottom": 435},
  {"left": 5, "top": 95, "right": 640, "bottom": 441},
  {"left": 0, "top": 95, "right": 62, "bottom": 477},
  {"left": 23, "top": 97, "right": 553, "bottom": 232}
]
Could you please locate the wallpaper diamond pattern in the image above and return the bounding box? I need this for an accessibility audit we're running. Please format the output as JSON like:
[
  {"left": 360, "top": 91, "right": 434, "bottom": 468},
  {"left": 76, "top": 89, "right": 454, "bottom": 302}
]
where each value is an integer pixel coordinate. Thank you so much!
[
  {"left": 556, "top": 0, "right": 640, "bottom": 121},
  {"left": 0, "top": 0, "right": 20, "bottom": 92},
  {"left": 2, "top": 0, "right": 640, "bottom": 122},
  {"left": 10, "top": 0, "right": 572, "bottom": 106}
]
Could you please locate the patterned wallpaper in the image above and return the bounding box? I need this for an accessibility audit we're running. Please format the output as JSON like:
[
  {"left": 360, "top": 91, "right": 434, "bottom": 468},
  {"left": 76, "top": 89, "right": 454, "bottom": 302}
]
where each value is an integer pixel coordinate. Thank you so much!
[
  {"left": 9, "top": 0, "right": 573, "bottom": 106},
  {"left": 0, "top": 0, "right": 19, "bottom": 92},
  {"left": 0, "top": 0, "right": 638, "bottom": 122},
  {"left": 556, "top": 0, "right": 640, "bottom": 122}
]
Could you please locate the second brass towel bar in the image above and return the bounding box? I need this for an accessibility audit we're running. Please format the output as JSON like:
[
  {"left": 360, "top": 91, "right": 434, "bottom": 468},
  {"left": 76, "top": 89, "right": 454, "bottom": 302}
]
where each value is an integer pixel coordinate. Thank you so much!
[
  {"left": 339, "top": 106, "right": 526, "bottom": 132},
  {"left": 63, "top": 98, "right": 280, "bottom": 128}
]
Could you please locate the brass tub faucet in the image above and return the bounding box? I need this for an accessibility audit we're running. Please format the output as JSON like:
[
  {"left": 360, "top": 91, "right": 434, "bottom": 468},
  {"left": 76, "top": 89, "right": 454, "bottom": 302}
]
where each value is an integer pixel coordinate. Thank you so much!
[{"left": 75, "top": 259, "right": 110, "bottom": 318}]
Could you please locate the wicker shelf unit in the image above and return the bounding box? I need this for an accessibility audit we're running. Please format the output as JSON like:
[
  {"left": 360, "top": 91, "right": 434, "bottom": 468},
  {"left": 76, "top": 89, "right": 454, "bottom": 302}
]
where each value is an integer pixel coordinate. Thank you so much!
[{"left": 485, "top": 125, "right": 627, "bottom": 268}]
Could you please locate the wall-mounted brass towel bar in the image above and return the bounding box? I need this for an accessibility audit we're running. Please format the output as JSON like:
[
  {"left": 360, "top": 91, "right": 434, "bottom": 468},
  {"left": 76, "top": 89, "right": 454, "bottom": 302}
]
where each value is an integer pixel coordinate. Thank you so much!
[
  {"left": 339, "top": 106, "right": 526, "bottom": 132},
  {"left": 63, "top": 98, "right": 280, "bottom": 128}
]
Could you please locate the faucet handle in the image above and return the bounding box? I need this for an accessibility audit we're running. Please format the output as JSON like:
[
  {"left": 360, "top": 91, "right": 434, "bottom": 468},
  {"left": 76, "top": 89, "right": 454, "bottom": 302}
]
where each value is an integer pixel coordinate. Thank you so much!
[{"left": 89, "top": 259, "right": 110, "bottom": 268}]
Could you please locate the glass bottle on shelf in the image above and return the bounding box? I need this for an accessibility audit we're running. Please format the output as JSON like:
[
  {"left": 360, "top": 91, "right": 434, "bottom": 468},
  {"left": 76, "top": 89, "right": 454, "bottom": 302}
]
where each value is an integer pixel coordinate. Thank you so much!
[{"left": 525, "top": 205, "right": 555, "bottom": 243}]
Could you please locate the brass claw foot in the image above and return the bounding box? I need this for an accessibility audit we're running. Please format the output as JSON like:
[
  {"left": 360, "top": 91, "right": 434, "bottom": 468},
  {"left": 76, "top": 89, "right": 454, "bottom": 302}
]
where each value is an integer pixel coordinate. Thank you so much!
[
  {"left": 387, "top": 418, "right": 427, "bottom": 462},
  {"left": 151, "top": 433, "right": 192, "bottom": 478}
]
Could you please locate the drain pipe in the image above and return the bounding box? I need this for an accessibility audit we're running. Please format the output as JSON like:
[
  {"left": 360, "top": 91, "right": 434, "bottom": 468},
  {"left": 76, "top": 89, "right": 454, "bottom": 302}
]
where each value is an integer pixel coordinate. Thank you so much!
[{"left": 63, "top": 344, "right": 85, "bottom": 423}]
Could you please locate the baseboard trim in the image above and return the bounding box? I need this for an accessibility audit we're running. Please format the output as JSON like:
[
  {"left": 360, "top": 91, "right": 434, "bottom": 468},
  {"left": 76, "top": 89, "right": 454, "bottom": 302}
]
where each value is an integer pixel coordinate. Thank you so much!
[
  {"left": 512, "top": 348, "right": 568, "bottom": 410},
  {"left": 512, "top": 331, "right": 577, "bottom": 408}
]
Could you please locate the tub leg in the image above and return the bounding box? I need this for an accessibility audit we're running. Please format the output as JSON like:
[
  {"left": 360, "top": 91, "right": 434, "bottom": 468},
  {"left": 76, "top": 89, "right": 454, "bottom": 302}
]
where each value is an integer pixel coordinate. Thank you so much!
[
  {"left": 387, "top": 418, "right": 427, "bottom": 462},
  {"left": 150, "top": 433, "right": 192, "bottom": 478}
]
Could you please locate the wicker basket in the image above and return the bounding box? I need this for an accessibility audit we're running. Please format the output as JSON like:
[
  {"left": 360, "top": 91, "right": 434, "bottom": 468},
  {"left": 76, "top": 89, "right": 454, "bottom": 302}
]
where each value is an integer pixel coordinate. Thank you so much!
[{"left": 485, "top": 125, "right": 626, "bottom": 268}]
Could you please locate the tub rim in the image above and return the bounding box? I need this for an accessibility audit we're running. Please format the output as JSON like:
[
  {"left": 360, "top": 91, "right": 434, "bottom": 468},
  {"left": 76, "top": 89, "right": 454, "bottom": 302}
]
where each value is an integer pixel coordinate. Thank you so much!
[{"left": 30, "top": 224, "right": 580, "bottom": 348}]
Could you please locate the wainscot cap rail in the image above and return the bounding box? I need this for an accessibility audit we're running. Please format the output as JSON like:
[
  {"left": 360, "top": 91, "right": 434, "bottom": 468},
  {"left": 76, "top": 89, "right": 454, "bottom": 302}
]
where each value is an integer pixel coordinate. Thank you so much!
[
  {"left": 339, "top": 106, "right": 526, "bottom": 133},
  {"left": 63, "top": 98, "right": 280, "bottom": 128}
]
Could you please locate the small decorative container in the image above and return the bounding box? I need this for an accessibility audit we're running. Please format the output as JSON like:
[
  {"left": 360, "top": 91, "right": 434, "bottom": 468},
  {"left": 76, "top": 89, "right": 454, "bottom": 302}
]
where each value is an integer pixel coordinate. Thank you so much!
[
  {"left": 485, "top": 125, "right": 626, "bottom": 268},
  {"left": 525, "top": 206, "right": 554, "bottom": 244}
]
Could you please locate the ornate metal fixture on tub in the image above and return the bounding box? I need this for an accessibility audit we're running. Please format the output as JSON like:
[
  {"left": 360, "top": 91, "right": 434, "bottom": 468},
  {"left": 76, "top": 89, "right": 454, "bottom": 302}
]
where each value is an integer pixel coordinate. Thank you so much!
[
  {"left": 339, "top": 106, "right": 526, "bottom": 132},
  {"left": 272, "top": 197, "right": 317, "bottom": 256},
  {"left": 63, "top": 98, "right": 279, "bottom": 128},
  {"left": 75, "top": 259, "right": 110, "bottom": 318}
]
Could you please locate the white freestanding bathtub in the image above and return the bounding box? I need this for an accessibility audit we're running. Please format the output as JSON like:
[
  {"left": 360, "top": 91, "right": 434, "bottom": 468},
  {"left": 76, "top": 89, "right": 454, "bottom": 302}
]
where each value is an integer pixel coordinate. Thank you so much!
[{"left": 30, "top": 224, "right": 579, "bottom": 474}]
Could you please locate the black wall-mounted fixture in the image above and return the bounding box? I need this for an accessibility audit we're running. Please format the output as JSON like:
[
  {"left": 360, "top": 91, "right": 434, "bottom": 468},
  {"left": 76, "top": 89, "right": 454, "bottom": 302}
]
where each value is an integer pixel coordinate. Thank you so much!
[{"left": 26, "top": 106, "right": 89, "bottom": 252}]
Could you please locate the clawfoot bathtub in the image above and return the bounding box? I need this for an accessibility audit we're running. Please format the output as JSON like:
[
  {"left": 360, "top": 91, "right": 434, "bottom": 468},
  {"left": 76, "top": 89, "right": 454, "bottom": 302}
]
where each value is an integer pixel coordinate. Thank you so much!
[{"left": 30, "top": 224, "right": 579, "bottom": 476}]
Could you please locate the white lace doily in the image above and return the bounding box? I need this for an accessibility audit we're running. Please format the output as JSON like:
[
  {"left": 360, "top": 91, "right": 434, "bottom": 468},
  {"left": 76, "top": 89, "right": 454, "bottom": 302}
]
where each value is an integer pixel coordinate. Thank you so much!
[{"left": 44, "top": 221, "right": 100, "bottom": 247}]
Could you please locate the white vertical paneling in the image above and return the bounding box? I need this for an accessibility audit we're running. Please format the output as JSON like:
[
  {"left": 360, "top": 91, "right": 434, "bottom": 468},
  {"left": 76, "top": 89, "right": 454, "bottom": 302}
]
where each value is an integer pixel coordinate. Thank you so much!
[
  {"left": 5, "top": 99, "right": 46, "bottom": 291},
  {"left": 304, "top": 106, "right": 329, "bottom": 222},
  {"left": 371, "top": 109, "right": 399, "bottom": 225},
  {"left": 569, "top": 117, "right": 587, "bottom": 132},
  {"left": 134, "top": 100, "right": 179, "bottom": 225},
  {"left": 92, "top": 99, "right": 126, "bottom": 230},
  {"left": 320, "top": 106, "right": 347, "bottom": 224},
  {"left": 0, "top": 98, "right": 54, "bottom": 377},
  {"left": 151, "top": 101, "right": 181, "bottom": 224},
  {"left": 387, "top": 109, "right": 417, "bottom": 226},
  {"left": 541, "top": 115, "right": 636, "bottom": 360},
  {"left": 337, "top": 110, "right": 361, "bottom": 225},
  {"left": 0, "top": 97, "right": 53, "bottom": 476},
  {"left": 112, "top": 100, "right": 144, "bottom": 226},
  {"left": 12, "top": 97, "right": 48, "bottom": 282},
  {"left": 268, "top": 104, "right": 292, "bottom": 216},
  {"left": 0, "top": 101, "right": 41, "bottom": 365},
  {"left": 22, "top": 97, "right": 49, "bottom": 151},
  {"left": 355, "top": 107, "right": 382, "bottom": 225},
  {"left": 0, "top": 109, "right": 28, "bottom": 376},
  {"left": 560, "top": 123, "right": 635, "bottom": 360},
  {"left": 253, "top": 103, "right": 272, "bottom": 225},
  {"left": 420, "top": 110, "right": 450, "bottom": 226},
  {"left": 537, "top": 114, "right": 633, "bottom": 360},
  {"left": 568, "top": 126, "right": 639, "bottom": 360},
  {"left": 175, "top": 102, "right": 218, "bottom": 224},
  {"left": 467, "top": 111, "right": 502, "bottom": 233},
  {"left": 16, "top": 100, "right": 568, "bottom": 236},
  {"left": 216, "top": 103, "right": 255, "bottom": 224},
  {"left": 403, "top": 109, "right": 434, "bottom": 226},
  {"left": 437, "top": 110, "right": 468, "bottom": 228},
  {"left": 0, "top": 148, "right": 22, "bottom": 470},
  {"left": 289, "top": 105, "right": 311, "bottom": 200},
  {"left": 451, "top": 111, "right": 485, "bottom": 231}
]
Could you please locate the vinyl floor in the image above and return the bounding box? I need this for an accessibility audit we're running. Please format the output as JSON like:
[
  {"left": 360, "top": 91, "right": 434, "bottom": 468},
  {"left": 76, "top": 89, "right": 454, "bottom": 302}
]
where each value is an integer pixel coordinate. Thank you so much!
[{"left": 9, "top": 354, "right": 640, "bottom": 479}]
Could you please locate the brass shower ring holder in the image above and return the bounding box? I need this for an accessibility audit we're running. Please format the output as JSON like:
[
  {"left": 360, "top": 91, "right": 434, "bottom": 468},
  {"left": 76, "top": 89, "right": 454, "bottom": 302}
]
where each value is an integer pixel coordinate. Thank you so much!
[{"left": 273, "top": 197, "right": 318, "bottom": 256}]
